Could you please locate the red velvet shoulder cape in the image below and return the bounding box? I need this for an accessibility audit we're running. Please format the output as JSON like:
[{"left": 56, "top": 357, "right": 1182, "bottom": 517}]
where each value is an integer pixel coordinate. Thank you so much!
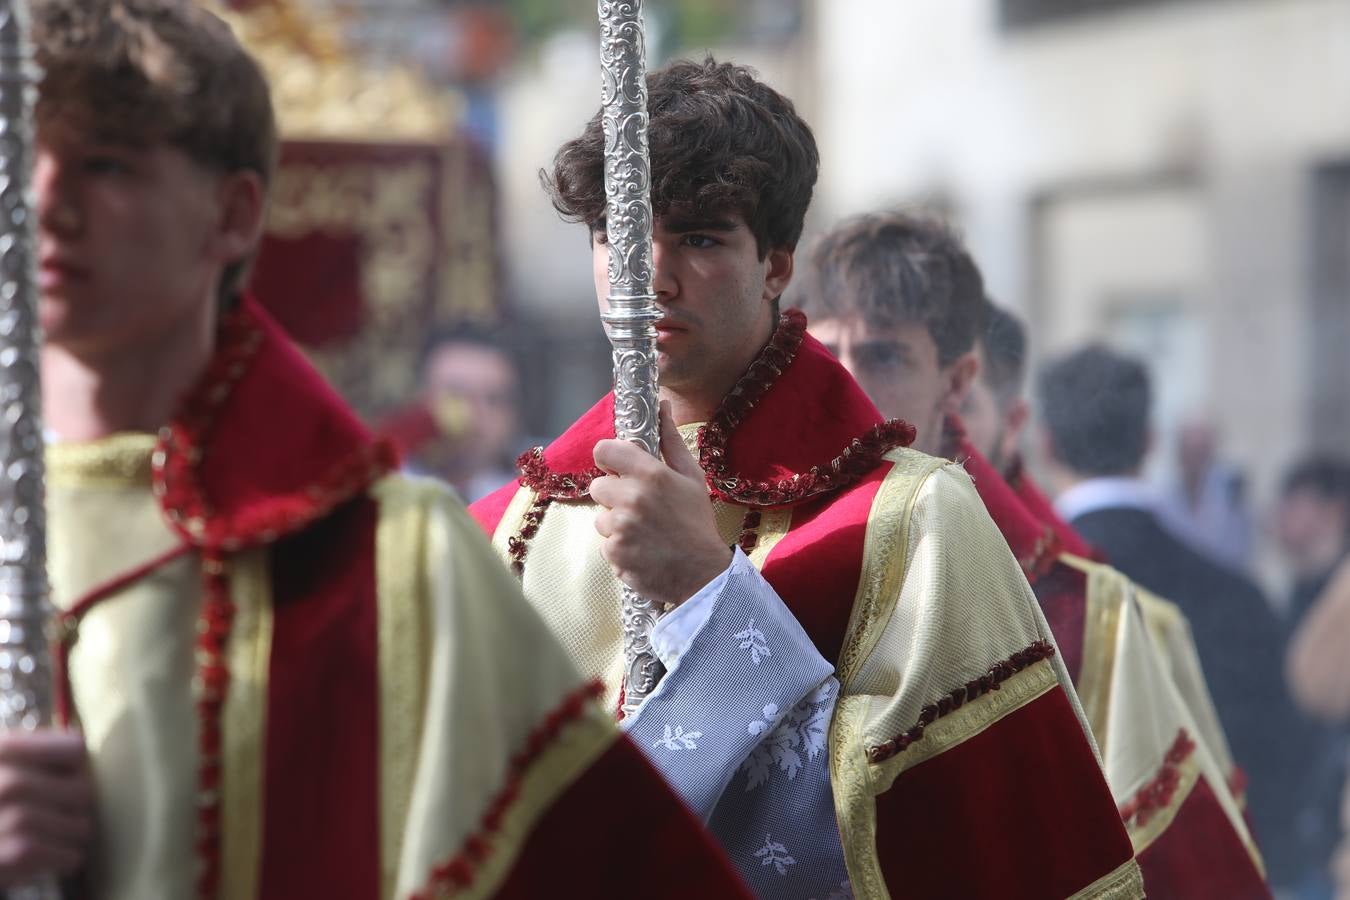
[
  {"left": 472, "top": 314, "right": 1140, "bottom": 897},
  {"left": 119, "top": 297, "right": 747, "bottom": 900}
]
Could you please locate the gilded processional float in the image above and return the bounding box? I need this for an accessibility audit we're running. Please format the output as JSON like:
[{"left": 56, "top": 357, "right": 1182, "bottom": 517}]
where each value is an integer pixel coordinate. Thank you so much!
[{"left": 217, "top": 0, "right": 499, "bottom": 425}]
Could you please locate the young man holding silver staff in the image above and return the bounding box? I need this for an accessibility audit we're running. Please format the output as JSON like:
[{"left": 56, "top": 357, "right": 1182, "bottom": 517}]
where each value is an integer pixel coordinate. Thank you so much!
[
  {"left": 0, "top": 1, "right": 751, "bottom": 897},
  {"left": 472, "top": 53, "right": 1143, "bottom": 898}
]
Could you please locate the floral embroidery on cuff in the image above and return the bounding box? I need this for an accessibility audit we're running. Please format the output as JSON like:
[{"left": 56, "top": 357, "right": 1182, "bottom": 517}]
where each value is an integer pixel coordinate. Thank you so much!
[
  {"left": 735, "top": 619, "right": 772, "bottom": 666},
  {"left": 742, "top": 681, "right": 835, "bottom": 790},
  {"left": 755, "top": 835, "right": 797, "bottom": 875},
  {"left": 652, "top": 724, "right": 702, "bottom": 751}
]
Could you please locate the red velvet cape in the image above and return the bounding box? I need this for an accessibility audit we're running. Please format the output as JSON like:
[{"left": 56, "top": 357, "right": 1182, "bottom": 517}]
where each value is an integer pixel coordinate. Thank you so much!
[
  {"left": 473, "top": 312, "right": 1137, "bottom": 896},
  {"left": 112, "top": 297, "right": 748, "bottom": 900},
  {"left": 950, "top": 423, "right": 1269, "bottom": 898}
]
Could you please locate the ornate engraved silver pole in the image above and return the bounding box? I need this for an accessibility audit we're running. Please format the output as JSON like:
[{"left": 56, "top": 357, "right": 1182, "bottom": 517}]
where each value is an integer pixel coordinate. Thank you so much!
[
  {"left": 0, "top": 3, "right": 61, "bottom": 898},
  {"left": 597, "top": 0, "right": 665, "bottom": 717}
]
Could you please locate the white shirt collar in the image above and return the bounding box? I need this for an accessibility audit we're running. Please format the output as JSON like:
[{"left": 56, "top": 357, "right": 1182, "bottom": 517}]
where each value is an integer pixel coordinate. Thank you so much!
[{"left": 1053, "top": 476, "right": 1159, "bottom": 523}]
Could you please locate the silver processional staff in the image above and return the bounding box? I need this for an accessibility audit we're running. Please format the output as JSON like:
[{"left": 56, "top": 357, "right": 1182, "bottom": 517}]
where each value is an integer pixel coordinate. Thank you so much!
[
  {"left": 0, "top": 1, "right": 61, "bottom": 897},
  {"left": 596, "top": 0, "right": 666, "bottom": 718}
]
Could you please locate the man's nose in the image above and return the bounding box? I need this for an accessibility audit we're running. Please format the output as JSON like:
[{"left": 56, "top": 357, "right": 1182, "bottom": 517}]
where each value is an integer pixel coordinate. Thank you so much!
[
  {"left": 35, "top": 153, "right": 80, "bottom": 237},
  {"left": 651, "top": 241, "right": 677, "bottom": 301}
]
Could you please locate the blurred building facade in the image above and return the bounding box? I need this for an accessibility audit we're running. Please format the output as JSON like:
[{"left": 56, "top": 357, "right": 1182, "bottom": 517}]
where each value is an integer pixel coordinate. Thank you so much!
[{"left": 809, "top": 0, "right": 1350, "bottom": 515}]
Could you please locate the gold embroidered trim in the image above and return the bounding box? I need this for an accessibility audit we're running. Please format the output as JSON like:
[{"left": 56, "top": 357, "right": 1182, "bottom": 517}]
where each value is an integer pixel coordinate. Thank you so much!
[
  {"left": 836, "top": 450, "right": 944, "bottom": 687},
  {"left": 220, "top": 549, "right": 273, "bottom": 900},
  {"left": 870, "top": 659, "right": 1058, "bottom": 791},
  {"left": 46, "top": 433, "right": 158, "bottom": 487},
  {"left": 829, "top": 449, "right": 943, "bottom": 900},
  {"left": 374, "top": 476, "right": 434, "bottom": 900},
  {"left": 829, "top": 694, "right": 884, "bottom": 899},
  {"left": 1066, "top": 858, "right": 1146, "bottom": 900},
  {"left": 447, "top": 705, "right": 619, "bottom": 900},
  {"left": 1060, "top": 553, "right": 1122, "bottom": 751}
]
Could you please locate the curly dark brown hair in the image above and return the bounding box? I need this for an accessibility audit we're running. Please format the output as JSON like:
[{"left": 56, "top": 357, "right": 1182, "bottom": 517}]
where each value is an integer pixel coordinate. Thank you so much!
[
  {"left": 33, "top": 0, "right": 277, "bottom": 300},
  {"left": 796, "top": 211, "right": 987, "bottom": 366},
  {"left": 545, "top": 56, "right": 818, "bottom": 258}
]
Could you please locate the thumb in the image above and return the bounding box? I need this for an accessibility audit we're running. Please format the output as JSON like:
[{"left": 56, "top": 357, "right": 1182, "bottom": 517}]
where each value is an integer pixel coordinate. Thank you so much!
[{"left": 659, "top": 400, "right": 705, "bottom": 481}]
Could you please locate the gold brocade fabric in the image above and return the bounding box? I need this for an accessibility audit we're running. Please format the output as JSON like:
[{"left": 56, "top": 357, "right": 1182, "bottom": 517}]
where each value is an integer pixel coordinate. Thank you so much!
[
  {"left": 47, "top": 435, "right": 206, "bottom": 900},
  {"left": 46, "top": 444, "right": 620, "bottom": 900},
  {"left": 492, "top": 443, "right": 1124, "bottom": 898},
  {"left": 372, "top": 475, "right": 621, "bottom": 900},
  {"left": 1062, "top": 555, "right": 1260, "bottom": 870}
]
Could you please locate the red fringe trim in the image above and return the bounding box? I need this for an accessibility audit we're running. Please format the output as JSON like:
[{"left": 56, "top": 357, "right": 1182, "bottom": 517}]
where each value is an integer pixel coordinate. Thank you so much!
[
  {"left": 143, "top": 304, "right": 396, "bottom": 900},
  {"left": 737, "top": 508, "right": 762, "bottom": 554},
  {"left": 507, "top": 495, "right": 553, "bottom": 576},
  {"left": 516, "top": 311, "right": 915, "bottom": 509},
  {"left": 1118, "top": 729, "right": 1198, "bottom": 829},
  {"left": 867, "top": 640, "right": 1057, "bottom": 764},
  {"left": 411, "top": 680, "right": 607, "bottom": 899},
  {"left": 696, "top": 310, "right": 914, "bottom": 507},
  {"left": 516, "top": 447, "right": 602, "bottom": 501}
]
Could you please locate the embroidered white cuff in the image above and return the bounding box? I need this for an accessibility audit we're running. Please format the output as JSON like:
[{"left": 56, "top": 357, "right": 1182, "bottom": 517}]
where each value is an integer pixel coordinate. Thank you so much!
[{"left": 651, "top": 546, "right": 749, "bottom": 668}]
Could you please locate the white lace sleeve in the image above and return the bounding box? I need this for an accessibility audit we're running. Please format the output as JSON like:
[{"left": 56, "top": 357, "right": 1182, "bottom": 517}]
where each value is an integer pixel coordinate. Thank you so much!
[{"left": 622, "top": 548, "right": 834, "bottom": 820}]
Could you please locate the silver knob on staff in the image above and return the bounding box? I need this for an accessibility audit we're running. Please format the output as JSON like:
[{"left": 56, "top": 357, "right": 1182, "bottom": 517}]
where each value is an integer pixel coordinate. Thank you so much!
[
  {"left": 0, "top": 2, "right": 61, "bottom": 897},
  {"left": 596, "top": 0, "right": 666, "bottom": 717}
]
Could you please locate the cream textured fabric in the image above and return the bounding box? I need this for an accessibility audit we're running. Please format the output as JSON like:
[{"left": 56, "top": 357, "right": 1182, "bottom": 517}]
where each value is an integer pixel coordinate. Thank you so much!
[
  {"left": 373, "top": 475, "right": 618, "bottom": 900},
  {"left": 48, "top": 435, "right": 211, "bottom": 900},
  {"left": 1070, "top": 559, "right": 1257, "bottom": 861},
  {"left": 849, "top": 456, "right": 1088, "bottom": 755},
  {"left": 1135, "top": 587, "right": 1236, "bottom": 777},
  {"left": 49, "top": 440, "right": 611, "bottom": 900}
]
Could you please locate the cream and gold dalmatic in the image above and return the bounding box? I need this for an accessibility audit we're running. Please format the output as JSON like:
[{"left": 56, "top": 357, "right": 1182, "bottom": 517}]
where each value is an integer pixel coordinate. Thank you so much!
[{"left": 47, "top": 435, "right": 272, "bottom": 899}]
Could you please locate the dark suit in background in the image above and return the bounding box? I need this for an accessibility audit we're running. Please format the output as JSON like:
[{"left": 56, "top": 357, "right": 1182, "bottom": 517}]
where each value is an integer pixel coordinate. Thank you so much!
[{"left": 1072, "top": 504, "right": 1307, "bottom": 886}]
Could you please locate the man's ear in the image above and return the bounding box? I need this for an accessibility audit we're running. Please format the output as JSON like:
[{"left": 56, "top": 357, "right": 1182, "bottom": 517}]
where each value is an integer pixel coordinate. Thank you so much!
[
  {"left": 762, "top": 247, "right": 794, "bottom": 302},
  {"left": 998, "top": 397, "right": 1031, "bottom": 468},
  {"left": 941, "top": 350, "right": 980, "bottom": 414},
  {"left": 214, "top": 170, "right": 266, "bottom": 267},
  {"left": 1005, "top": 397, "right": 1030, "bottom": 440}
]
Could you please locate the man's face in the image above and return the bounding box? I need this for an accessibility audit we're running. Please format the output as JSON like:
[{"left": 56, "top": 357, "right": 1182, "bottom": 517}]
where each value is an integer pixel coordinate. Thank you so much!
[
  {"left": 1276, "top": 488, "right": 1349, "bottom": 575},
  {"left": 809, "top": 315, "right": 955, "bottom": 456},
  {"left": 421, "top": 341, "right": 519, "bottom": 471},
  {"left": 35, "top": 122, "right": 235, "bottom": 358},
  {"left": 591, "top": 212, "right": 791, "bottom": 404},
  {"left": 960, "top": 343, "right": 1028, "bottom": 473},
  {"left": 961, "top": 367, "right": 1003, "bottom": 464}
]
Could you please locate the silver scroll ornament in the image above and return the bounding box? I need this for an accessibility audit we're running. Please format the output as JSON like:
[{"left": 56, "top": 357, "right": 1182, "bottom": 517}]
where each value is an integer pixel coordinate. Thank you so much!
[
  {"left": 597, "top": 0, "right": 665, "bottom": 718},
  {"left": 0, "top": 2, "right": 61, "bottom": 898}
]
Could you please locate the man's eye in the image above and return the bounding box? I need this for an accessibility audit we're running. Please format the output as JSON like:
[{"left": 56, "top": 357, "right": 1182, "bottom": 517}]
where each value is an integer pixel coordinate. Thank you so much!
[
  {"left": 858, "top": 346, "right": 906, "bottom": 370},
  {"left": 84, "top": 156, "right": 130, "bottom": 175},
  {"left": 682, "top": 234, "right": 720, "bottom": 249}
]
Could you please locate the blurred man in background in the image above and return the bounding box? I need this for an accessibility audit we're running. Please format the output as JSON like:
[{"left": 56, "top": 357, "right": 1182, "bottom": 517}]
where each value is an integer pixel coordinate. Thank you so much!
[
  {"left": 1162, "top": 417, "right": 1256, "bottom": 574},
  {"left": 801, "top": 211, "right": 1268, "bottom": 897},
  {"left": 1039, "top": 345, "right": 1303, "bottom": 887},
  {"left": 415, "top": 326, "right": 523, "bottom": 501},
  {"left": 1277, "top": 456, "right": 1350, "bottom": 625}
]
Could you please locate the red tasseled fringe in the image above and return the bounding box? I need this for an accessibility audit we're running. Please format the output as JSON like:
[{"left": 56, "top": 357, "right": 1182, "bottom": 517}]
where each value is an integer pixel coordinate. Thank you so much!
[
  {"left": 411, "top": 680, "right": 607, "bottom": 900},
  {"left": 866, "top": 640, "right": 1058, "bottom": 764},
  {"left": 143, "top": 304, "right": 396, "bottom": 900},
  {"left": 507, "top": 494, "right": 553, "bottom": 576},
  {"left": 1118, "top": 729, "right": 1198, "bottom": 829},
  {"left": 515, "top": 310, "right": 914, "bottom": 512},
  {"left": 516, "top": 447, "right": 602, "bottom": 501}
]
